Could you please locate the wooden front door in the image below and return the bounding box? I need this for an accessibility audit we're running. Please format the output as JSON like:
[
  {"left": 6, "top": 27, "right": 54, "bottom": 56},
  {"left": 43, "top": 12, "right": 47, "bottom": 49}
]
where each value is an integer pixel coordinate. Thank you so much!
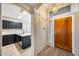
[{"left": 54, "top": 16, "right": 72, "bottom": 52}]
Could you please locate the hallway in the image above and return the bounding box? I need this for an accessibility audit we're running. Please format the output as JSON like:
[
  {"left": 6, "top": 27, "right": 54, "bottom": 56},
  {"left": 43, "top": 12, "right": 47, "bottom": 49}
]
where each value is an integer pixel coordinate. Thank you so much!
[{"left": 38, "top": 46, "right": 74, "bottom": 56}]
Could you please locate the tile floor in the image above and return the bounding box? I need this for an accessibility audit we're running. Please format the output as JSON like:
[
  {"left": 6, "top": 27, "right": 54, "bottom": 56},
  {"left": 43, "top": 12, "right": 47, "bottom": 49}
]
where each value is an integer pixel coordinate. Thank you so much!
[
  {"left": 2, "top": 43, "right": 33, "bottom": 56},
  {"left": 38, "top": 46, "right": 74, "bottom": 56}
]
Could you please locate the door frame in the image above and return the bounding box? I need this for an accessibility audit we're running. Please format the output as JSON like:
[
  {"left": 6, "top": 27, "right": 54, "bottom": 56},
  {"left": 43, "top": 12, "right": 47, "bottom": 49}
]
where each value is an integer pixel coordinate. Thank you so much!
[{"left": 49, "top": 12, "right": 75, "bottom": 54}]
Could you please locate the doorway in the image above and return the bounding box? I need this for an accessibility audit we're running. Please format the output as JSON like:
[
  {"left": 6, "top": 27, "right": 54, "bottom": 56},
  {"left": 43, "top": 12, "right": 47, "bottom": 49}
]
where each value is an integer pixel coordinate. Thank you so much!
[{"left": 54, "top": 16, "right": 72, "bottom": 52}]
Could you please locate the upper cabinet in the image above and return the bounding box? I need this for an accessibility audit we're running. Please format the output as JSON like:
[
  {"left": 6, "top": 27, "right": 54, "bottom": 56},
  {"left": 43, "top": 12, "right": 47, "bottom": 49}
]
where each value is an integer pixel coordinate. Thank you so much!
[{"left": 2, "top": 20, "right": 22, "bottom": 29}]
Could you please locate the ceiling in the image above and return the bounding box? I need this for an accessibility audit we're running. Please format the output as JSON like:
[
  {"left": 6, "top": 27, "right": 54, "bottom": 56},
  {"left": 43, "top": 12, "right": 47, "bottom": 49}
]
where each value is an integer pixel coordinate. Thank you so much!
[
  {"left": 28, "top": 3, "right": 37, "bottom": 7},
  {"left": 14, "top": 3, "right": 42, "bottom": 14},
  {"left": 14, "top": 3, "right": 71, "bottom": 14}
]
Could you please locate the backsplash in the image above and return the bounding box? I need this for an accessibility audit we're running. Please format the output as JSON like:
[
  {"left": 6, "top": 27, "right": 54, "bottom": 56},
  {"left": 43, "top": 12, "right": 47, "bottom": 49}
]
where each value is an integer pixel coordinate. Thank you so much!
[{"left": 2, "top": 29, "right": 23, "bottom": 35}]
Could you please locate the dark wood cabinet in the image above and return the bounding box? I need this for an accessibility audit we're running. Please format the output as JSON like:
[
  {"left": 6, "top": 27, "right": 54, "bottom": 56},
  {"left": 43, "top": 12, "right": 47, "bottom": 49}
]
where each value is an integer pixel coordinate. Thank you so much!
[
  {"left": 22, "top": 35, "right": 31, "bottom": 49},
  {"left": 15, "top": 34, "right": 21, "bottom": 42},
  {"left": 2, "top": 20, "right": 8, "bottom": 29},
  {"left": 16, "top": 35, "right": 31, "bottom": 49},
  {"left": 2, "top": 34, "right": 31, "bottom": 49},
  {"left": 19, "top": 23, "right": 22, "bottom": 29},
  {"left": 2, "top": 20, "right": 22, "bottom": 29},
  {"left": 2, "top": 34, "right": 16, "bottom": 46},
  {"left": 2, "top": 35, "right": 9, "bottom": 46}
]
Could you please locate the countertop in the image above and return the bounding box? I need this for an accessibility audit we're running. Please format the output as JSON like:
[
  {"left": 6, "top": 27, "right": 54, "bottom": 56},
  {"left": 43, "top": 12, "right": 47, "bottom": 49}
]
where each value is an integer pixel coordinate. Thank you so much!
[{"left": 16, "top": 33, "right": 31, "bottom": 36}]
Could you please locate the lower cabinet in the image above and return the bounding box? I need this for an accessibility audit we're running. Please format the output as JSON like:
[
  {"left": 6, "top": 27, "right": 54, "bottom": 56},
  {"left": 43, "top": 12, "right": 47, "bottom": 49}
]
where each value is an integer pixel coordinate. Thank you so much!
[
  {"left": 22, "top": 36, "right": 31, "bottom": 49},
  {"left": 16, "top": 35, "right": 31, "bottom": 49},
  {"left": 15, "top": 34, "right": 21, "bottom": 42},
  {"left": 2, "top": 34, "right": 16, "bottom": 46},
  {"left": 2, "top": 34, "right": 31, "bottom": 49}
]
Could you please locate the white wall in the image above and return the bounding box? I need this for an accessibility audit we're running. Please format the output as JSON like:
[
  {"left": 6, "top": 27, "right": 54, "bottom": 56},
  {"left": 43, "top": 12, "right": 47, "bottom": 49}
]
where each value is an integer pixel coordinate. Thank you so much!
[
  {"left": 34, "top": 5, "right": 48, "bottom": 55},
  {"left": 71, "top": 4, "right": 79, "bottom": 13},
  {"left": 2, "top": 4, "right": 22, "bottom": 19},
  {"left": 71, "top": 6, "right": 79, "bottom": 55},
  {"left": 21, "top": 11, "right": 31, "bottom": 33},
  {"left": 74, "top": 13, "right": 79, "bottom": 56}
]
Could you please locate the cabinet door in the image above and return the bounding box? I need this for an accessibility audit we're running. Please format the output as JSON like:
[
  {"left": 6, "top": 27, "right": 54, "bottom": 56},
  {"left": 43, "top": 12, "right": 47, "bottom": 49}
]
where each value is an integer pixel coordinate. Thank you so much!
[
  {"left": 17, "top": 23, "right": 22, "bottom": 29},
  {"left": 3, "top": 20, "right": 8, "bottom": 29},
  {"left": 16, "top": 23, "right": 19, "bottom": 29},
  {"left": 28, "top": 36, "right": 31, "bottom": 44},
  {"left": 2, "top": 35, "right": 9, "bottom": 46},
  {"left": 12, "top": 22, "right": 15, "bottom": 29},
  {"left": 8, "top": 35, "right": 15, "bottom": 44},
  {"left": 20, "top": 23, "right": 22, "bottom": 29},
  {"left": 15, "top": 35, "right": 21, "bottom": 42},
  {"left": 2, "top": 35, "right": 15, "bottom": 46},
  {"left": 8, "top": 21, "right": 11, "bottom": 29},
  {"left": 22, "top": 36, "right": 31, "bottom": 48},
  {"left": 3, "top": 20, "right": 5, "bottom": 29}
]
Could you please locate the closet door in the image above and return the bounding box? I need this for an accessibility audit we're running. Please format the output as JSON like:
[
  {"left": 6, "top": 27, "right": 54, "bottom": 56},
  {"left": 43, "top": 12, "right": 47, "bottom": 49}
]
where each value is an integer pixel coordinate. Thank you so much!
[
  {"left": 54, "top": 16, "right": 72, "bottom": 52},
  {"left": 54, "top": 19, "right": 61, "bottom": 48}
]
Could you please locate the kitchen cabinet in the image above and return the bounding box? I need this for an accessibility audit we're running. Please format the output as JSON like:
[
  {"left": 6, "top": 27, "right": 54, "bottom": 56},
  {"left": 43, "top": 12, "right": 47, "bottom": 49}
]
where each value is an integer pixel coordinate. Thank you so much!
[
  {"left": 16, "top": 35, "right": 31, "bottom": 49},
  {"left": 2, "top": 34, "right": 16, "bottom": 46},
  {"left": 2, "top": 34, "right": 31, "bottom": 49},
  {"left": 15, "top": 34, "right": 21, "bottom": 42},
  {"left": 22, "top": 35, "right": 31, "bottom": 49},
  {"left": 2, "top": 20, "right": 22, "bottom": 29}
]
